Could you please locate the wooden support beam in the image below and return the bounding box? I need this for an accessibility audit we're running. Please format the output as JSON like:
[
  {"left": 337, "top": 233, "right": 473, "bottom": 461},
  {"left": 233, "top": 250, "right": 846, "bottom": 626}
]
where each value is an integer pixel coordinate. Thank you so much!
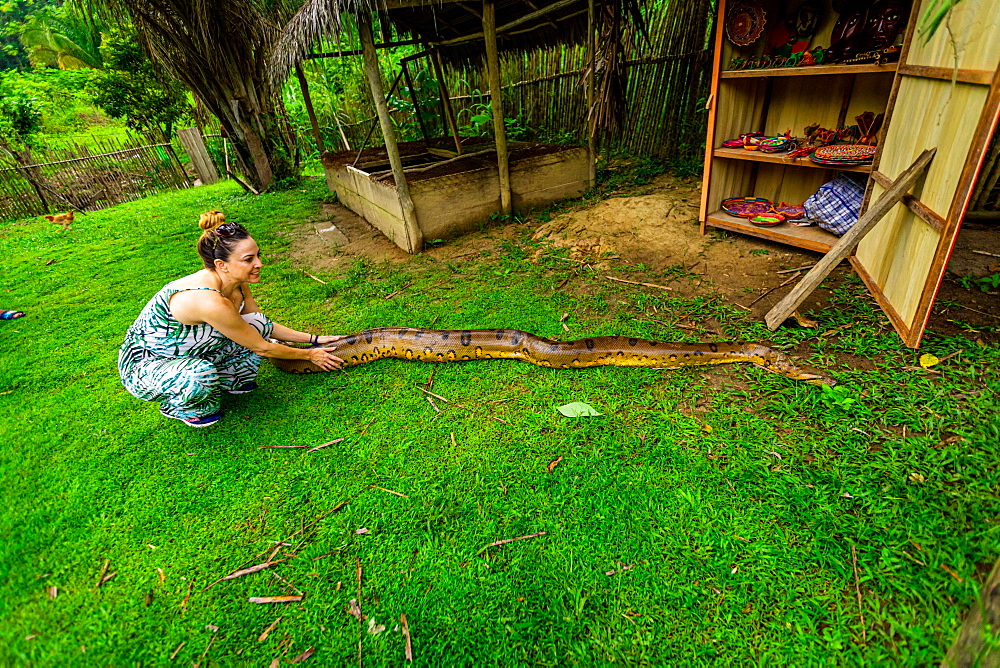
[
  {"left": 402, "top": 60, "right": 431, "bottom": 146},
  {"left": 483, "top": 0, "right": 511, "bottom": 215},
  {"left": 431, "top": 49, "right": 463, "bottom": 155},
  {"left": 358, "top": 13, "right": 423, "bottom": 254},
  {"left": 294, "top": 64, "right": 325, "bottom": 153},
  {"left": 436, "top": 0, "right": 579, "bottom": 47},
  {"left": 871, "top": 170, "right": 945, "bottom": 232},
  {"left": 941, "top": 556, "right": 1000, "bottom": 668},
  {"left": 764, "top": 148, "right": 936, "bottom": 330},
  {"left": 306, "top": 39, "right": 422, "bottom": 59},
  {"left": 585, "top": 0, "right": 596, "bottom": 187}
]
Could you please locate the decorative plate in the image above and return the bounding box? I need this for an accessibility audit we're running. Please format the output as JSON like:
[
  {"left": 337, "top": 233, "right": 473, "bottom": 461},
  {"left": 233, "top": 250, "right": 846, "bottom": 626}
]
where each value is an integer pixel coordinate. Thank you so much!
[
  {"left": 722, "top": 196, "right": 773, "bottom": 218},
  {"left": 812, "top": 144, "right": 876, "bottom": 162},
  {"left": 750, "top": 213, "right": 785, "bottom": 226},
  {"left": 726, "top": 1, "right": 766, "bottom": 47}
]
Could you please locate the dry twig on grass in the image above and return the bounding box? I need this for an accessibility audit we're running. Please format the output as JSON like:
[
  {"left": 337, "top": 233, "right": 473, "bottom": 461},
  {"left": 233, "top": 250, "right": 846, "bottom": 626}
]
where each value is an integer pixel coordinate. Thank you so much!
[
  {"left": 401, "top": 613, "right": 413, "bottom": 662},
  {"left": 425, "top": 396, "right": 442, "bottom": 413},
  {"left": 356, "top": 558, "right": 363, "bottom": 668},
  {"left": 383, "top": 283, "right": 414, "bottom": 300},
  {"left": 249, "top": 595, "right": 303, "bottom": 604},
  {"left": 169, "top": 641, "right": 186, "bottom": 660},
  {"left": 290, "top": 647, "right": 316, "bottom": 663},
  {"left": 258, "top": 617, "right": 282, "bottom": 642},
  {"left": 371, "top": 485, "right": 409, "bottom": 498},
  {"left": 477, "top": 531, "right": 547, "bottom": 555},
  {"left": 416, "top": 386, "right": 450, "bottom": 403},
  {"left": 851, "top": 544, "right": 867, "bottom": 644},
  {"left": 306, "top": 438, "right": 344, "bottom": 453},
  {"left": 605, "top": 275, "right": 673, "bottom": 291}
]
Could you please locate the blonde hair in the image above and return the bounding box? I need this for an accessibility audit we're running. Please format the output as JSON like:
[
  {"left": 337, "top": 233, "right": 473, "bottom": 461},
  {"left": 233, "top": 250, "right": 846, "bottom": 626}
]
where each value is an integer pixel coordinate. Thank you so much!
[{"left": 198, "top": 210, "right": 226, "bottom": 231}]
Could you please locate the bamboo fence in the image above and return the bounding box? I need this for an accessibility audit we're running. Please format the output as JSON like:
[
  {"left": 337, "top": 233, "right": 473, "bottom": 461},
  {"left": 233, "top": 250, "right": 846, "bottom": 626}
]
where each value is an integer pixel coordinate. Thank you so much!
[{"left": 0, "top": 136, "right": 191, "bottom": 221}]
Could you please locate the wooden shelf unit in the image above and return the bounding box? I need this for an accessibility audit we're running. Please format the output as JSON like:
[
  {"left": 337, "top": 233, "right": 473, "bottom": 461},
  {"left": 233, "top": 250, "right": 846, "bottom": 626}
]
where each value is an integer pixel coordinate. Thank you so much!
[
  {"left": 720, "top": 62, "right": 899, "bottom": 79},
  {"left": 712, "top": 146, "right": 874, "bottom": 173},
  {"left": 699, "top": 0, "right": 914, "bottom": 253}
]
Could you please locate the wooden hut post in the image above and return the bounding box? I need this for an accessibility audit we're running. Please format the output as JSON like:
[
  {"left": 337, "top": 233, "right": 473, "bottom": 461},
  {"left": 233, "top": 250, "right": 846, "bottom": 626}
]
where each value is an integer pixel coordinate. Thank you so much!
[
  {"left": 482, "top": 0, "right": 512, "bottom": 215},
  {"left": 294, "top": 63, "right": 326, "bottom": 153},
  {"left": 586, "top": 0, "right": 596, "bottom": 187},
  {"left": 358, "top": 12, "right": 424, "bottom": 254},
  {"left": 432, "top": 49, "right": 463, "bottom": 155}
]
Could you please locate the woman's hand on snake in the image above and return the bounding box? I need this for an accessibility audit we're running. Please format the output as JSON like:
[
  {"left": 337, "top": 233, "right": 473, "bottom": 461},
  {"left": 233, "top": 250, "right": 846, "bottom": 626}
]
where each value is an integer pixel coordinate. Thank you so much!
[
  {"left": 307, "top": 346, "right": 344, "bottom": 371},
  {"left": 316, "top": 335, "right": 345, "bottom": 345}
]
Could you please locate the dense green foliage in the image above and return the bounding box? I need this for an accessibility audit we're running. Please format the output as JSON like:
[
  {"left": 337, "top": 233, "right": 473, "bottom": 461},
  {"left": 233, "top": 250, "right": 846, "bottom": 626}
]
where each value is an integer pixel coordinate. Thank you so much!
[
  {"left": 2, "top": 177, "right": 999, "bottom": 665},
  {"left": 86, "top": 25, "right": 191, "bottom": 141}
]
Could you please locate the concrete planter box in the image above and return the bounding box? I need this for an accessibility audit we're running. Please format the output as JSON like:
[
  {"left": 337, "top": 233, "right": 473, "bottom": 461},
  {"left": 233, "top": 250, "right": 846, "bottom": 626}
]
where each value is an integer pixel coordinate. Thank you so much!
[{"left": 323, "top": 143, "right": 591, "bottom": 251}]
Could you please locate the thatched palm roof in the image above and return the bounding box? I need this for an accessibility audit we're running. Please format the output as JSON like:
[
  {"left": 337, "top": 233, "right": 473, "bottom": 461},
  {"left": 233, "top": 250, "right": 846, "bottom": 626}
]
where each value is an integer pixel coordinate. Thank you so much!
[{"left": 270, "top": 0, "right": 644, "bottom": 79}]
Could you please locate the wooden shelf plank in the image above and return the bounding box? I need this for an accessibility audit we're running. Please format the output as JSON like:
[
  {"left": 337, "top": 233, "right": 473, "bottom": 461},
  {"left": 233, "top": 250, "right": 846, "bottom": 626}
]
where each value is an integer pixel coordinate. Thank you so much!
[
  {"left": 721, "top": 63, "right": 899, "bottom": 79},
  {"left": 712, "top": 147, "right": 874, "bottom": 173},
  {"left": 704, "top": 210, "right": 839, "bottom": 253}
]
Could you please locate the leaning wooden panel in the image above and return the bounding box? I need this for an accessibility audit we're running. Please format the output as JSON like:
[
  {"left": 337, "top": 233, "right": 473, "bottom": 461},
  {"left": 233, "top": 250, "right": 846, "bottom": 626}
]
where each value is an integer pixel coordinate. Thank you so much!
[
  {"left": 855, "top": 75, "right": 994, "bottom": 337},
  {"left": 906, "top": 0, "right": 1000, "bottom": 72}
]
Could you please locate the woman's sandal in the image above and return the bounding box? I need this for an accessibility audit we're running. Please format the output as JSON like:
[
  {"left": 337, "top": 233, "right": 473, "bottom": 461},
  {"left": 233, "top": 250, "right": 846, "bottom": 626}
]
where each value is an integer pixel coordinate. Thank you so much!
[{"left": 0, "top": 310, "right": 25, "bottom": 320}]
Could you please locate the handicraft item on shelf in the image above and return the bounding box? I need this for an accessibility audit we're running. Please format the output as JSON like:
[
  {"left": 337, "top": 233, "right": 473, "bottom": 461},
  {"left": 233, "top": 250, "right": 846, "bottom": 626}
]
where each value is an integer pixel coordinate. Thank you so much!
[
  {"left": 826, "top": 0, "right": 870, "bottom": 62},
  {"left": 722, "top": 197, "right": 773, "bottom": 218},
  {"left": 726, "top": 0, "right": 767, "bottom": 46},
  {"left": 773, "top": 203, "right": 806, "bottom": 219},
  {"left": 766, "top": 0, "right": 822, "bottom": 58},
  {"left": 750, "top": 213, "right": 786, "bottom": 226},
  {"left": 722, "top": 132, "right": 762, "bottom": 148},
  {"left": 810, "top": 144, "right": 877, "bottom": 166},
  {"left": 856, "top": 111, "right": 885, "bottom": 145}
]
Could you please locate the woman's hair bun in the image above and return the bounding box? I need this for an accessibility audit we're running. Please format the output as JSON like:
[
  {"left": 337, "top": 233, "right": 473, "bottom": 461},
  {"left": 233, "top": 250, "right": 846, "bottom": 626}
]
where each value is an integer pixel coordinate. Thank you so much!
[{"left": 199, "top": 210, "right": 226, "bottom": 231}]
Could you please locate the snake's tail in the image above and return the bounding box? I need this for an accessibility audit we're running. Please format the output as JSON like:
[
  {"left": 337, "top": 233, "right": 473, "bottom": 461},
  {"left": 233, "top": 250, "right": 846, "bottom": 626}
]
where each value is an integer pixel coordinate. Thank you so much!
[{"left": 741, "top": 344, "right": 836, "bottom": 387}]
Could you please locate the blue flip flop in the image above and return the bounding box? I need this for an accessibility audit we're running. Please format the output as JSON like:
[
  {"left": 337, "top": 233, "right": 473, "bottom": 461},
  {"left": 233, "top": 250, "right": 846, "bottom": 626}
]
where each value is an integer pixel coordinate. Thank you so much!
[{"left": 0, "top": 310, "right": 25, "bottom": 320}]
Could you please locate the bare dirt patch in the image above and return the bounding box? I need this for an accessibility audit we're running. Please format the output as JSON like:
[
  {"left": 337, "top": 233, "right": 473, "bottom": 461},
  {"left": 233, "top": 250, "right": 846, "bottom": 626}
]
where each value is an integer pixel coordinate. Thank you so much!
[{"left": 284, "top": 173, "right": 999, "bottom": 343}]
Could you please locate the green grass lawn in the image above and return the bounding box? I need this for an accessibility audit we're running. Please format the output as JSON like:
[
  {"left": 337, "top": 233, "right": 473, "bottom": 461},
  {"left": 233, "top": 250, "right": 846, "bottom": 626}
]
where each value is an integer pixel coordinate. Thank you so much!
[{"left": 1, "top": 177, "right": 998, "bottom": 666}]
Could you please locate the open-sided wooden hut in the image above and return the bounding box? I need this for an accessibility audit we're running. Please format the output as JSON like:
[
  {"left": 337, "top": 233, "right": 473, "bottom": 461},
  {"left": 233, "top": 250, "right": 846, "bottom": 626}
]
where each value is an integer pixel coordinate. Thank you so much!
[{"left": 272, "top": 0, "right": 643, "bottom": 253}]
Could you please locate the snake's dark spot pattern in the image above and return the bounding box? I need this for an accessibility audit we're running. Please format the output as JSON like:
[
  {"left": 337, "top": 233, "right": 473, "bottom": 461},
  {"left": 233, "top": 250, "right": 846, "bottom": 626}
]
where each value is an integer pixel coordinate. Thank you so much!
[
  {"left": 708, "top": 343, "right": 718, "bottom": 352},
  {"left": 510, "top": 331, "right": 523, "bottom": 345},
  {"left": 585, "top": 339, "right": 595, "bottom": 350},
  {"left": 365, "top": 331, "right": 374, "bottom": 344},
  {"left": 346, "top": 335, "right": 357, "bottom": 345},
  {"left": 441, "top": 331, "right": 450, "bottom": 340},
  {"left": 496, "top": 329, "right": 506, "bottom": 340},
  {"left": 461, "top": 331, "right": 472, "bottom": 347},
  {"left": 628, "top": 338, "right": 638, "bottom": 346}
]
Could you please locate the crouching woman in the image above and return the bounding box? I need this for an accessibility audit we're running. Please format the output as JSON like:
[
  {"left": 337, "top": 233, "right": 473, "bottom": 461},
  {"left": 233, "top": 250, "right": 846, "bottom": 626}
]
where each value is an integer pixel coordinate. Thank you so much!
[{"left": 118, "top": 213, "right": 343, "bottom": 427}]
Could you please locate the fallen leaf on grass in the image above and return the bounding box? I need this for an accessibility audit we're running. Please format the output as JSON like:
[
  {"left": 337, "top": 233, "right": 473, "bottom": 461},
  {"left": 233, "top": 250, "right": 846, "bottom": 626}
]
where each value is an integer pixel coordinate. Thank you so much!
[
  {"left": 919, "top": 353, "right": 940, "bottom": 368},
  {"left": 840, "top": 492, "right": 854, "bottom": 498},
  {"left": 367, "top": 617, "right": 386, "bottom": 635},
  {"left": 145, "top": 590, "right": 154, "bottom": 606},
  {"left": 356, "top": 527, "right": 370, "bottom": 535},
  {"left": 48, "top": 586, "right": 57, "bottom": 599},
  {"left": 701, "top": 424, "right": 713, "bottom": 434},
  {"left": 348, "top": 599, "right": 362, "bottom": 620},
  {"left": 205, "top": 624, "right": 218, "bottom": 632},
  {"left": 156, "top": 568, "right": 165, "bottom": 584},
  {"left": 557, "top": 402, "right": 601, "bottom": 418},
  {"left": 290, "top": 646, "right": 315, "bottom": 663},
  {"left": 547, "top": 456, "right": 563, "bottom": 473},
  {"left": 624, "top": 611, "right": 642, "bottom": 617},
  {"left": 249, "top": 596, "right": 303, "bottom": 604},
  {"left": 908, "top": 472, "right": 926, "bottom": 483}
]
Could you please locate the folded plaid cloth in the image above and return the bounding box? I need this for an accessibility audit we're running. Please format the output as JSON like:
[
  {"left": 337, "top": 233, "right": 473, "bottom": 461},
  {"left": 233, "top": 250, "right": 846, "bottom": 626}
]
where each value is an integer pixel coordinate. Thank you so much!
[{"left": 804, "top": 175, "right": 865, "bottom": 236}]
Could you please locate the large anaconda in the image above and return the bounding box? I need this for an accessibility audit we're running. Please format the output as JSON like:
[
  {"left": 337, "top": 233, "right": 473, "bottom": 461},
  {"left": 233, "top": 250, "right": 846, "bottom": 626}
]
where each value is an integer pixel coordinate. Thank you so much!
[{"left": 270, "top": 327, "right": 834, "bottom": 386}]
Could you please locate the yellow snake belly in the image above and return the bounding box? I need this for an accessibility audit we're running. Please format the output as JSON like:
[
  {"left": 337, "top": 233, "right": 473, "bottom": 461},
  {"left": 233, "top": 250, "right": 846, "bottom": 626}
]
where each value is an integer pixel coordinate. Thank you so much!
[{"left": 270, "top": 327, "right": 834, "bottom": 386}]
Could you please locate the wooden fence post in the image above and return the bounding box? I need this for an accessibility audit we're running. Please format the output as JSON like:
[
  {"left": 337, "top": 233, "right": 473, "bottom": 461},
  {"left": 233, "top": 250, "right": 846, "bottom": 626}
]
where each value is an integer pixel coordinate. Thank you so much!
[{"left": 177, "top": 128, "right": 220, "bottom": 185}]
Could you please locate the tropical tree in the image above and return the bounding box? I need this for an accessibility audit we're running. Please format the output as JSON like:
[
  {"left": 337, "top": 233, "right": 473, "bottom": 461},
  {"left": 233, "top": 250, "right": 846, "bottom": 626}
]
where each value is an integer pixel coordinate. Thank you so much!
[
  {"left": 16, "top": 3, "right": 104, "bottom": 69},
  {"left": 86, "top": 25, "right": 191, "bottom": 141},
  {"left": 89, "top": 0, "right": 301, "bottom": 190}
]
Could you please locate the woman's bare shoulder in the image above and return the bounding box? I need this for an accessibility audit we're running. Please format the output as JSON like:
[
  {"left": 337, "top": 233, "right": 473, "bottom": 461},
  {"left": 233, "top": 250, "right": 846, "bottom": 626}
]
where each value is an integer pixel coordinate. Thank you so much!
[{"left": 167, "top": 270, "right": 218, "bottom": 291}]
